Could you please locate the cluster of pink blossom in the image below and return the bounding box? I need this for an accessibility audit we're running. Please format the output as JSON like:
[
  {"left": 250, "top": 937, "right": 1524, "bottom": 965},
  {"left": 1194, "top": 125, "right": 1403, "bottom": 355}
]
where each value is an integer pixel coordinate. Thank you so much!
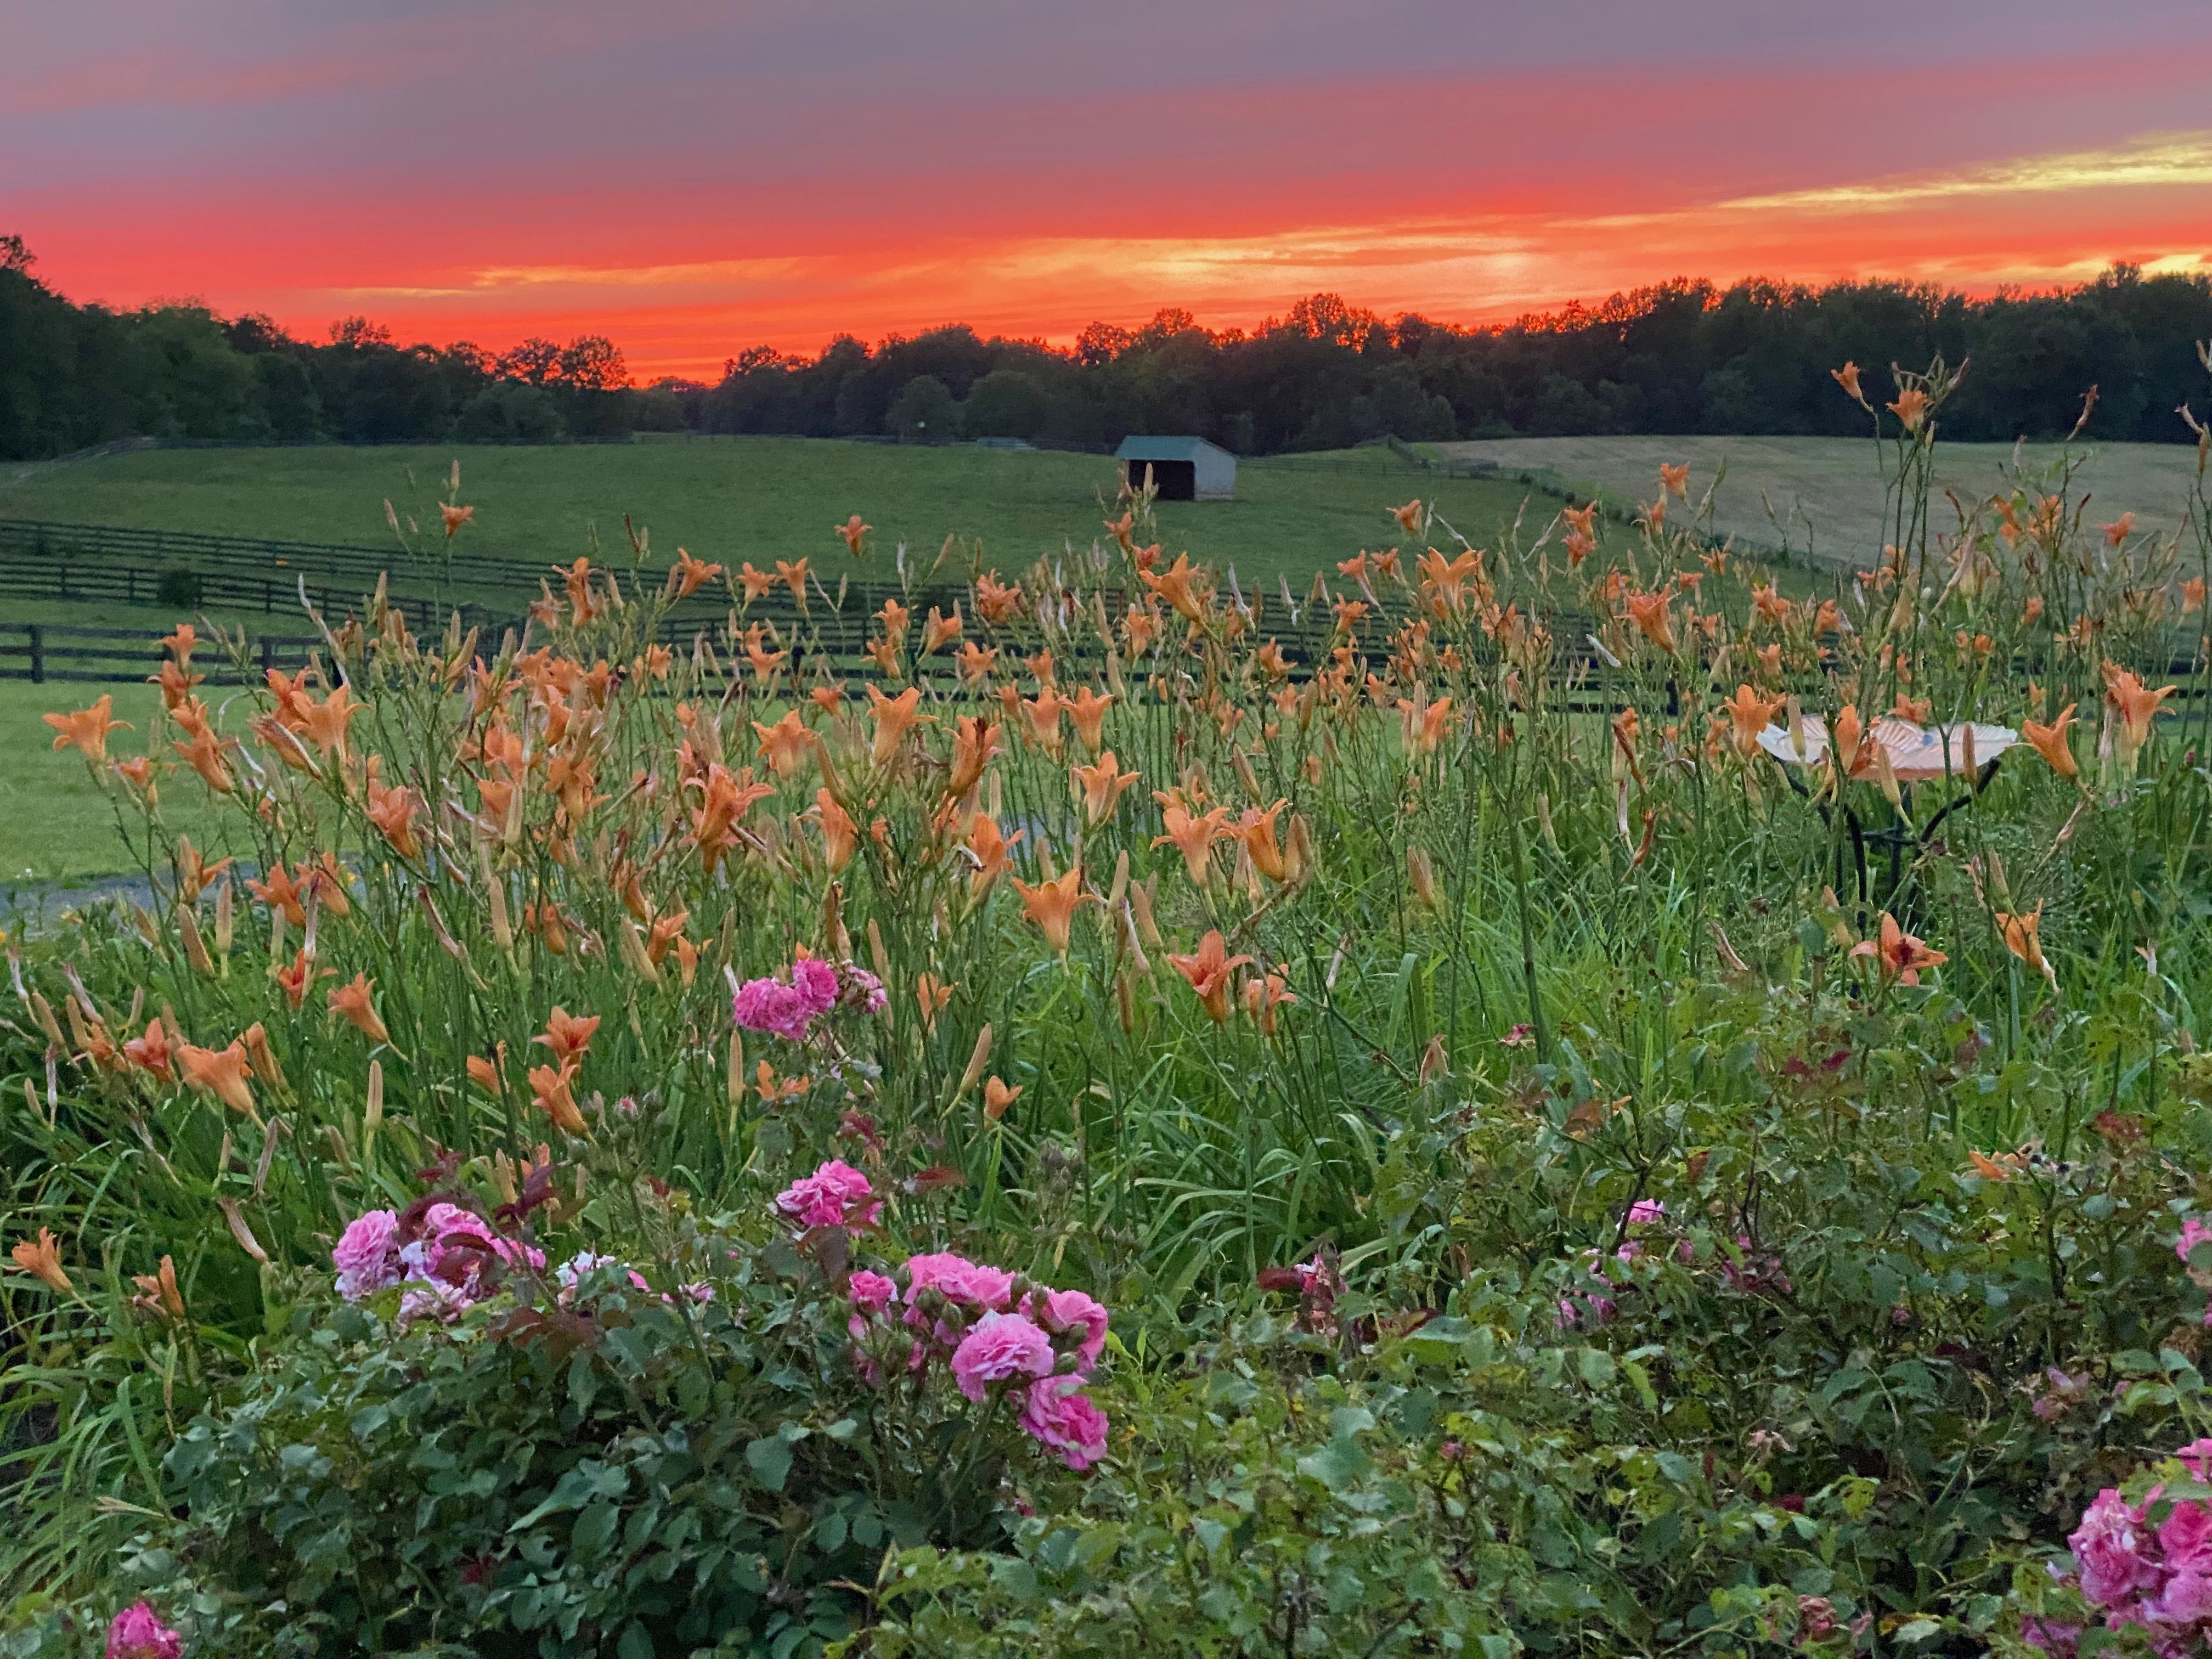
[
  {"left": 1257, "top": 1250, "right": 1345, "bottom": 1335},
  {"left": 774, "top": 1158, "right": 883, "bottom": 1230},
  {"left": 106, "top": 1603, "right": 183, "bottom": 1659},
  {"left": 842, "top": 1245, "right": 1111, "bottom": 1471},
  {"left": 556, "top": 1250, "right": 713, "bottom": 1307},
  {"left": 2031, "top": 1442, "right": 2212, "bottom": 1656},
  {"left": 331, "top": 1200, "right": 544, "bottom": 1322},
  {"left": 732, "top": 954, "right": 887, "bottom": 1042}
]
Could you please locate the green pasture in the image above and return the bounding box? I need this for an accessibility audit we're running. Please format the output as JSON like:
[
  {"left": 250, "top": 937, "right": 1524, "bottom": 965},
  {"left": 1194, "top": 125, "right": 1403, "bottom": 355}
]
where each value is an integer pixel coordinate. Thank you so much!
[{"left": 0, "top": 437, "right": 1543, "bottom": 595}]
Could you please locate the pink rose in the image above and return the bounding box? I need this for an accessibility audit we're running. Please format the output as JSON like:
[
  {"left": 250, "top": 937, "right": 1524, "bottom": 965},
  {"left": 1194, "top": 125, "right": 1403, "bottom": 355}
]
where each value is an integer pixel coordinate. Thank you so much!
[
  {"left": 949, "top": 1311, "right": 1054, "bottom": 1402},
  {"left": 774, "top": 1159, "right": 882, "bottom": 1230},
  {"left": 2070, "top": 1488, "right": 2162, "bottom": 1610},
  {"left": 1031, "top": 1286, "right": 1110, "bottom": 1372},
  {"left": 791, "top": 956, "right": 840, "bottom": 1015},
  {"left": 2179, "top": 1217, "right": 2212, "bottom": 1267},
  {"left": 106, "top": 1603, "right": 183, "bottom": 1659},
  {"left": 1627, "top": 1199, "right": 1666, "bottom": 1226},
  {"left": 1021, "top": 1375, "right": 1110, "bottom": 1470},
  {"left": 904, "top": 1252, "right": 1014, "bottom": 1311},
  {"left": 849, "top": 1269, "right": 900, "bottom": 1316},
  {"left": 332, "top": 1209, "right": 401, "bottom": 1300}
]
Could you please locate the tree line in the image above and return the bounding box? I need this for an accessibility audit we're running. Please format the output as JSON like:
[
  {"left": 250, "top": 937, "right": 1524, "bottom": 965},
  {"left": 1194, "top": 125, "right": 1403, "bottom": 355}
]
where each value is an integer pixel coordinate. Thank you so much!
[{"left": 4, "top": 231, "right": 2207, "bottom": 463}]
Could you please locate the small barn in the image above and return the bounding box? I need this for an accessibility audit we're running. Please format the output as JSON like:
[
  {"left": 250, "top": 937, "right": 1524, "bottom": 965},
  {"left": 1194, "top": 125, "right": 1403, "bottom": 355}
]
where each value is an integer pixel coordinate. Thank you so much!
[{"left": 1115, "top": 436, "right": 1236, "bottom": 501}]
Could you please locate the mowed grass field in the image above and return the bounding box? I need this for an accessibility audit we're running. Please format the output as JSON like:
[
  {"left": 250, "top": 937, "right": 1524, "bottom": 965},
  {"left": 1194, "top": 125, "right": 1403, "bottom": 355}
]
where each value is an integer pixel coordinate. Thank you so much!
[
  {"left": 1442, "top": 435, "right": 2205, "bottom": 568},
  {"left": 0, "top": 437, "right": 1546, "bottom": 595}
]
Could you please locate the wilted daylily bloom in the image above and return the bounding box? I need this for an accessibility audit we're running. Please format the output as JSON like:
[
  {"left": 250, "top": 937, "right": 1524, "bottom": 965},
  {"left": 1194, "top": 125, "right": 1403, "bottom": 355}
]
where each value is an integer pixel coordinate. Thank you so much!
[
  {"left": 1168, "top": 930, "right": 1255, "bottom": 1023},
  {"left": 1070, "top": 752, "right": 1140, "bottom": 826},
  {"left": 1851, "top": 913, "right": 1946, "bottom": 987},
  {"left": 179, "top": 1038, "right": 256, "bottom": 1115},
  {"left": 328, "top": 972, "right": 392, "bottom": 1045},
  {"left": 273, "top": 947, "right": 331, "bottom": 1010},
  {"left": 9, "top": 1227, "right": 75, "bottom": 1296},
  {"left": 1995, "top": 903, "right": 2058, "bottom": 989},
  {"left": 1012, "top": 867, "right": 1097, "bottom": 957},
  {"left": 44, "top": 696, "right": 128, "bottom": 765}
]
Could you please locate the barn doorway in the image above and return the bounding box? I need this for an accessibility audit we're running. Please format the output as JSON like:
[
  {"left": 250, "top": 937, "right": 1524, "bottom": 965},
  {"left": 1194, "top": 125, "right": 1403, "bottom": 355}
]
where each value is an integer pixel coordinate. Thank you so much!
[{"left": 1128, "top": 458, "right": 1196, "bottom": 501}]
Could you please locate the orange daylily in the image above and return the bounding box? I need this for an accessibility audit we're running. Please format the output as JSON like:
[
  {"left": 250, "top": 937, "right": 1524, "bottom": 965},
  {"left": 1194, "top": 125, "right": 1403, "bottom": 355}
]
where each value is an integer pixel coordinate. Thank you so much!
[
  {"left": 1850, "top": 912, "right": 1946, "bottom": 987},
  {"left": 812, "top": 788, "right": 859, "bottom": 871},
  {"left": 44, "top": 696, "right": 128, "bottom": 765},
  {"left": 1071, "top": 752, "right": 1141, "bottom": 826},
  {"left": 1397, "top": 695, "right": 1455, "bottom": 757},
  {"left": 366, "top": 774, "right": 425, "bottom": 859},
  {"left": 835, "top": 514, "right": 870, "bottom": 555},
  {"left": 2103, "top": 663, "right": 2176, "bottom": 768},
  {"left": 179, "top": 1039, "right": 256, "bottom": 1115},
  {"left": 921, "top": 603, "right": 963, "bottom": 654},
  {"left": 173, "top": 837, "right": 233, "bottom": 904},
  {"left": 2021, "top": 703, "right": 2079, "bottom": 780},
  {"left": 9, "top": 1228, "right": 74, "bottom": 1296},
  {"left": 1994, "top": 903, "right": 2057, "bottom": 989},
  {"left": 1831, "top": 361, "right": 1865, "bottom": 403},
  {"left": 1720, "top": 685, "right": 1784, "bottom": 759},
  {"left": 645, "top": 910, "right": 690, "bottom": 966},
  {"left": 248, "top": 862, "right": 308, "bottom": 927},
  {"left": 946, "top": 716, "right": 1002, "bottom": 799},
  {"left": 753, "top": 710, "right": 817, "bottom": 778},
  {"left": 1167, "top": 930, "right": 1255, "bottom": 1023},
  {"left": 1012, "top": 867, "right": 1097, "bottom": 957},
  {"left": 1390, "top": 498, "right": 1424, "bottom": 535},
  {"left": 328, "top": 973, "right": 392, "bottom": 1045},
  {"left": 1624, "top": 590, "right": 1677, "bottom": 654},
  {"left": 1139, "top": 552, "right": 1210, "bottom": 623},
  {"left": 668, "top": 548, "right": 724, "bottom": 600},
  {"left": 1887, "top": 386, "right": 1929, "bottom": 431},
  {"left": 467, "top": 1051, "right": 505, "bottom": 1095},
  {"left": 1659, "top": 461, "right": 1690, "bottom": 500},
  {"left": 955, "top": 641, "right": 1000, "bottom": 686},
  {"left": 174, "top": 725, "right": 235, "bottom": 794},
  {"left": 298, "top": 684, "right": 364, "bottom": 764},
  {"left": 536, "top": 1006, "right": 601, "bottom": 1065},
  {"left": 1234, "top": 800, "right": 1290, "bottom": 883},
  {"left": 529, "top": 1060, "right": 588, "bottom": 1136},
  {"left": 736, "top": 562, "right": 777, "bottom": 603},
  {"left": 439, "top": 501, "right": 474, "bottom": 537},
  {"left": 967, "top": 813, "right": 1022, "bottom": 897},
  {"left": 690, "top": 763, "right": 775, "bottom": 872},
  {"left": 123, "top": 1018, "right": 173, "bottom": 1081},
  {"left": 982, "top": 1076, "right": 1022, "bottom": 1121},
  {"left": 1020, "top": 687, "right": 1066, "bottom": 759},
  {"left": 2103, "top": 512, "right": 2136, "bottom": 547},
  {"left": 273, "top": 947, "right": 331, "bottom": 1011},
  {"left": 1562, "top": 502, "right": 1598, "bottom": 539},
  {"left": 1416, "top": 549, "right": 1481, "bottom": 616},
  {"left": 974, "top": 572, "right": 1023, "bottom": 625},
  {"left": 1241, "top": 969, "right": 1299, "bottom": 1036},
  {"left": 1153, "top": 804, "right": 1228, "bottom": 883},
  {"left": 1067, "top": 687, "right": 1115, "bottom": 752},
  {"left": 866, "top": 685, "right": 930, "bottom": 768}
]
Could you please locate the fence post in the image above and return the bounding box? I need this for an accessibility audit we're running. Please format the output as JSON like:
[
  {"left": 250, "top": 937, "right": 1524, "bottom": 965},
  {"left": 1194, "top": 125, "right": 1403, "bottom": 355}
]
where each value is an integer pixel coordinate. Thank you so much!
[
  {"left": 127, "top": 568, "right": 137, "bottom": 605},
  {"left": 28, "top": 624, "right": 44, "bottom": 684},
  {"left": 259, "top": 636, "right": 274, "bottom": 676}
]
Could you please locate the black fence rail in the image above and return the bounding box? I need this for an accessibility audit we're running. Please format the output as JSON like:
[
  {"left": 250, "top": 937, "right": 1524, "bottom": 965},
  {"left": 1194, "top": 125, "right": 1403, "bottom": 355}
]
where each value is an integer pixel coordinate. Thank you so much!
[
  {"left": 0, "top": 516, "right": 554, "bottom": 601},
  {"left": 2, "top": 624, "right": 330, "bottom": 687}
]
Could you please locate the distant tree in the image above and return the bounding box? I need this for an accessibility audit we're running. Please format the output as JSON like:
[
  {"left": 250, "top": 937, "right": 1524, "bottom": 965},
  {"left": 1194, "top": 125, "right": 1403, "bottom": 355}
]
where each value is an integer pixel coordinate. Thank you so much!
[
  {"left": 328, "top": 315, "right": 393, "bottom": 348},
  {"left": 556, "top": 335, "right": 628, "bottom": 391},
  {"left": 961, "top": 369, "right": 1049, "bottom": 439},
  {"left": 887, "top": 375, "right": 959, "bottom": 442},
  {"left": 497, "top": 337, "right": 564, "bottom": 386},
  {"left": 0, "top": 234, "right": 32, "bottom": 274}
]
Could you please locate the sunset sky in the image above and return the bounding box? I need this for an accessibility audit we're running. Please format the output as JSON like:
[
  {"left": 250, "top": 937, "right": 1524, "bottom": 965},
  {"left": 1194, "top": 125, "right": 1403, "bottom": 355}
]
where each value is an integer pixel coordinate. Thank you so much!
[{"left": 6, "top": 1, "right": 2211, "bottom": 381}]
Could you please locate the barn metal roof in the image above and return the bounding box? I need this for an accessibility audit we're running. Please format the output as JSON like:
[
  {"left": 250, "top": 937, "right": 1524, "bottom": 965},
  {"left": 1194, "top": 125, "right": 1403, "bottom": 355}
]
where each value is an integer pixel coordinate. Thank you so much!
[{"left": 1114, "top": 436, "right": 1235, "bottom": 462}]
